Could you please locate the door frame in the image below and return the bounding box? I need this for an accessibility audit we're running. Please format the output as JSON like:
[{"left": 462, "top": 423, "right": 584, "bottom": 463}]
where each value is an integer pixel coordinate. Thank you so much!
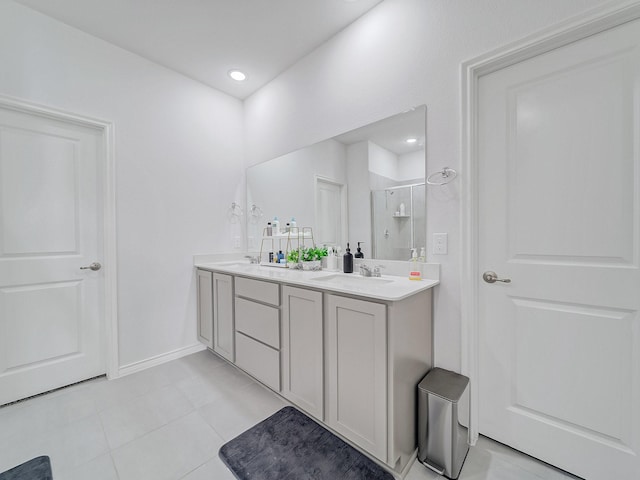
[
  {"left": 460, "top": 1, "right": 640, "bottom": 445},
  {"left": 0, "top": 94, "right": 119, "bottom": 380},
  {"left": 314, "top": 175, "right": 348, "bottom": 248}
]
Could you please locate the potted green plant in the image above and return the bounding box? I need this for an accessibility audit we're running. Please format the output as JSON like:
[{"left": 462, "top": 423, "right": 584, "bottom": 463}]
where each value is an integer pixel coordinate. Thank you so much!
[
  {"left": 287, "top": 246, "right": 327, "bottom": 270},
  {"left": 286, "top": 248, "right": 300, "bottom": 267},
  {"left": 302, "top": 246, "right": 328, "bottom": 262}
]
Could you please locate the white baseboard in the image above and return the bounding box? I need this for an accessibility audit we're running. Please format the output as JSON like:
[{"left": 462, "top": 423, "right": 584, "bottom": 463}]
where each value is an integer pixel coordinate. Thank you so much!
[{"left": 116, "top": 343, "right": 206, "bottom": 378}]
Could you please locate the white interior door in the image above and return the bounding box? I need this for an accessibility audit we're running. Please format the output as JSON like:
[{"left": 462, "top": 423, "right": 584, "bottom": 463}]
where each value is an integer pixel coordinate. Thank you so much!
[
  {"left": 315, "top": 177, "right": 346, "bottom": 247},
  {"left": 0, "top": 104, "right": 105, "bottom": 405},
  {"left": 477, "top": 19, "right": 640, "bottom": 479}
]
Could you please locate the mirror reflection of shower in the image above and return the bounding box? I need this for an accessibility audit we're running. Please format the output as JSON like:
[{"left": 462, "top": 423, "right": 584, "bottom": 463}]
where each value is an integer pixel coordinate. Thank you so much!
[{"left": 371, "top": 183, "right": 426, "bottom": 260}]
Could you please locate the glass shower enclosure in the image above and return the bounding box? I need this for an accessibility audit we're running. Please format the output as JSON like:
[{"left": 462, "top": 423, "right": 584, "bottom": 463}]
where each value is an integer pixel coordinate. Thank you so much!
[{"left": 371, "top": 183, "right": 426, "bottom": 261}]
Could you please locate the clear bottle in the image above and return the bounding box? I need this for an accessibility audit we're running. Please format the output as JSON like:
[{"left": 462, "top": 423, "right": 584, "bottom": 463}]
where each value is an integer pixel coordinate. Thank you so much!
[
  {"left": 266, "top": 222, "right": 272, "bottom": 236},
  {"left": 272, "top": 217, "right": 280, "bottom": 235},
  {"left": 409, "top": 248, "right": 421, "bottom": 280},
  {"left": 290, "top": 217, "right": 297, "bottom": 229},
  {"left": 326, "top": 246, "right": 337, "bottom": 271}
]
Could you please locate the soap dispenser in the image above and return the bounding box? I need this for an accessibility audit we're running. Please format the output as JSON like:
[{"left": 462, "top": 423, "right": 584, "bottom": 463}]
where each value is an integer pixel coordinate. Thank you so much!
[
  {"left": 409, "top": 248, "right": 422, "bottom": 280},
  {"left": 343, "top": 243, "right": 354, "bottom": 273},
  {"left": 272, "top": 217, "right": 280, "bottom": 235},
  {"left": 355, "top": 242, "right": 364, "bottom": 259}
]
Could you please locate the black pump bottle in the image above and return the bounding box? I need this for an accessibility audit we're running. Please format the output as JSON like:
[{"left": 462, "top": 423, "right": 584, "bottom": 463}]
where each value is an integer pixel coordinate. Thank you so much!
[
  {"left": 354, "top": 242, "right": 364, "bottom": 259},
  {"left": 343, "top": 243, "right": 354, "bottom": 273}
]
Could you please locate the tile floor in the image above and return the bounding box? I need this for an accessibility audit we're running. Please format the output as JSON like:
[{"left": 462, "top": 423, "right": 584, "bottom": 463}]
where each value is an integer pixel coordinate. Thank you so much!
[{"left": 0, "top": 350, "right": 580, "bottom": 480}]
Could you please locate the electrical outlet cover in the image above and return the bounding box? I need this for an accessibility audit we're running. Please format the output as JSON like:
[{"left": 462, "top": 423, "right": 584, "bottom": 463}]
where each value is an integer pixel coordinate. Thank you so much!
[{"left": 433, "top": 233, "right": 448, "bottom": 255}]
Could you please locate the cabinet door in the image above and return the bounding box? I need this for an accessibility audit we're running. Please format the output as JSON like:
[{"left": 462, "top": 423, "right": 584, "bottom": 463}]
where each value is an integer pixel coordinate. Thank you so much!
[
  {"left": 327, "top": 295, "right": 387, "bottom": 462},
  {"left": 196, "top": 269, "right": 213, "bottom": 348},
  {"left": 213, "top": 273, "right": 234, "bottom": 361},
  {"left": 282, "top": 286, "right": 323, "bottom": 419}
]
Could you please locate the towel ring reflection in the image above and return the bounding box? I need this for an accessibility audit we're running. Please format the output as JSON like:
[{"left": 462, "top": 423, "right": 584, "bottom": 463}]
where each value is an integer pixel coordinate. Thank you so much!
[
  {"left": 249, "top": 204, "right": 263, "bottom": 224},
  {"left": 426, "top": 167, "right": 457, "bottom": 186},
  {"left": 227, "top": 202, "right": 243, "bottom": 223}
]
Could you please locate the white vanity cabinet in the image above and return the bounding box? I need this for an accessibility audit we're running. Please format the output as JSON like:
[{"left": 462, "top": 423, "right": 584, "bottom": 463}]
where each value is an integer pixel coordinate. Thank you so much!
[
  {"left": 327, "top": 294, "right": 388, "bottom": 461},
  {"left": 327, "top": 291, "right": 433, "bottom": 471},
  {"left": 282, "top": 285, "right": 324, "bottom": 420},
  {"left": 195, "top": 263, "right": 434, "bottom": 474},
  {"left": 212, "top": 273, "right": 234, "bottom": 362},
  {"left": 234, "top": 277, "right": 281, "bottom": 391},
  {"left": 196, "top": 269, "right": 213, "bottom": 348}
]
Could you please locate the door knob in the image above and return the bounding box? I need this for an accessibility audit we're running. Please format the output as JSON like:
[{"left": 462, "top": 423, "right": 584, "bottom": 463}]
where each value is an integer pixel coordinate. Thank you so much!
[
  {"left": 483, "top": 271, "right": 510, "bottom": 284},
  {"left": 80, "top": 262, "right": 102, "bottom": 271}
]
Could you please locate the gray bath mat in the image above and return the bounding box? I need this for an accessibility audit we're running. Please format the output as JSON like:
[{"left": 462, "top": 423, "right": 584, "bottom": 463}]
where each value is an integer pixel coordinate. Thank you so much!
[
  {"left": 219, "top": 406, "right": 394, "bottom": 480},
  {"left": 0, "top": 456, "right": 52, "bottom": 480}
]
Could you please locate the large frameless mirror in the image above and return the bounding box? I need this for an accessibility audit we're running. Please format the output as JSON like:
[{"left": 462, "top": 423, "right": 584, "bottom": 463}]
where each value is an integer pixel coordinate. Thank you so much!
[{"left": 246, "top": 105, "right": 426, "bottom": 261}]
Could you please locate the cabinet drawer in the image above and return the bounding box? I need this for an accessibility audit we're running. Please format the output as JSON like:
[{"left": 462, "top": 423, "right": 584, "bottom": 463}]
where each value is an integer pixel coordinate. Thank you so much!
[
  {"left": 235, "top": 332, "right": 280, "bottom": 391},
  {"left": 235, "top": 297, "right": 280, "bottom": 349},
  {"left": 235, "top": 276, "right": 280, "bottom": 306}
]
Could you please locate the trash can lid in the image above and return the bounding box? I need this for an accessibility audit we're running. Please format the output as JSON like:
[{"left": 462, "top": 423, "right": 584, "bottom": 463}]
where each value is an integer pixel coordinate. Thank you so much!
[{"left": 418, "top": 367, "right": 469, "bottom": 403}]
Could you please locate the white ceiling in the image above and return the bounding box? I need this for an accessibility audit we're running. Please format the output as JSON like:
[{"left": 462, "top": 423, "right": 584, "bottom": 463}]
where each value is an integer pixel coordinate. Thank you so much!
[{"left": 14, "top": 0, "right": 384, "bottom": 100}]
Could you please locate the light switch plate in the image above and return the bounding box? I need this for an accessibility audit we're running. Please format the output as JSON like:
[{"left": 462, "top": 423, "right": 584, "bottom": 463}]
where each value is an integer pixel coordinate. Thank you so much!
[{"left": 433, "top": 233, "right": 448, "bottom": 255}]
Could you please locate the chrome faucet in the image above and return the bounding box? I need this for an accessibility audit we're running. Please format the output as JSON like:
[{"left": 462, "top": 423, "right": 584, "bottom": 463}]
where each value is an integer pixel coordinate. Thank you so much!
[
  {"left": 244, "top": 255, "right": 259, "bottom": 264},
  {"left": 360, "top": 264, "right": 385, "bottom": 277},
  {"left": 359, "top": 264, "right": 372, "bottom": 277}
]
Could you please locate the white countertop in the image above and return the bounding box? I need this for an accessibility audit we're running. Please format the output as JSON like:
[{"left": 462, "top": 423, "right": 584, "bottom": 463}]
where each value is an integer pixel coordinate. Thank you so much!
[{"left": 194, "top": 260, "right": 439, "bottom": 301}]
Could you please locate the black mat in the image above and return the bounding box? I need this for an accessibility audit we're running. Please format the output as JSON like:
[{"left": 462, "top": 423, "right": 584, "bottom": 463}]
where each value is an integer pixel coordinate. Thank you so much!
[
  {"left": 219, "top": 406, "right": 394, "bottom": 480},
  {"left": 0, "top": 456, "right": 52, "bottom": 480}
]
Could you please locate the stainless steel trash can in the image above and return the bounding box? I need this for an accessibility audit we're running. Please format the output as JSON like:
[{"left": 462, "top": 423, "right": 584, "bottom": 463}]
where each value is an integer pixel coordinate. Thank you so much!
[{"left": 417, "top": 368, "right": 470, "bottom": 479}]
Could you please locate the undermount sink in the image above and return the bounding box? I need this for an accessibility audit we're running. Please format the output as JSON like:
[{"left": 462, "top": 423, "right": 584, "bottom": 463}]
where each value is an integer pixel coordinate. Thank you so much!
[
  {"left": 310, "top": 273, "right": 394, "bottom": 286},
  {"left": 217, "top": 262, "right": 259, "bottom": 270}
]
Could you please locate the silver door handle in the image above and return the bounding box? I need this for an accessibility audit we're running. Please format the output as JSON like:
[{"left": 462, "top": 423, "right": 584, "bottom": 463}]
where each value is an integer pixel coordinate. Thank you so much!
[
  {"left": 80, "top": 262, "right": 102, "bottom": 271},
  {"left": 483, "top": 271, "right": 510, "bottom": 284}
]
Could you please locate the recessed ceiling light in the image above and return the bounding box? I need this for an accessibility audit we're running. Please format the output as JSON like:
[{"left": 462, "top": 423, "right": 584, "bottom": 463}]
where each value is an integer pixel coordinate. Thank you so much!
[
  {"left": 228, "top": 70, "right": 247, "bottom": 82},
  {"left": 405, "top": 138, "right": 418, "bottom": 144}
]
